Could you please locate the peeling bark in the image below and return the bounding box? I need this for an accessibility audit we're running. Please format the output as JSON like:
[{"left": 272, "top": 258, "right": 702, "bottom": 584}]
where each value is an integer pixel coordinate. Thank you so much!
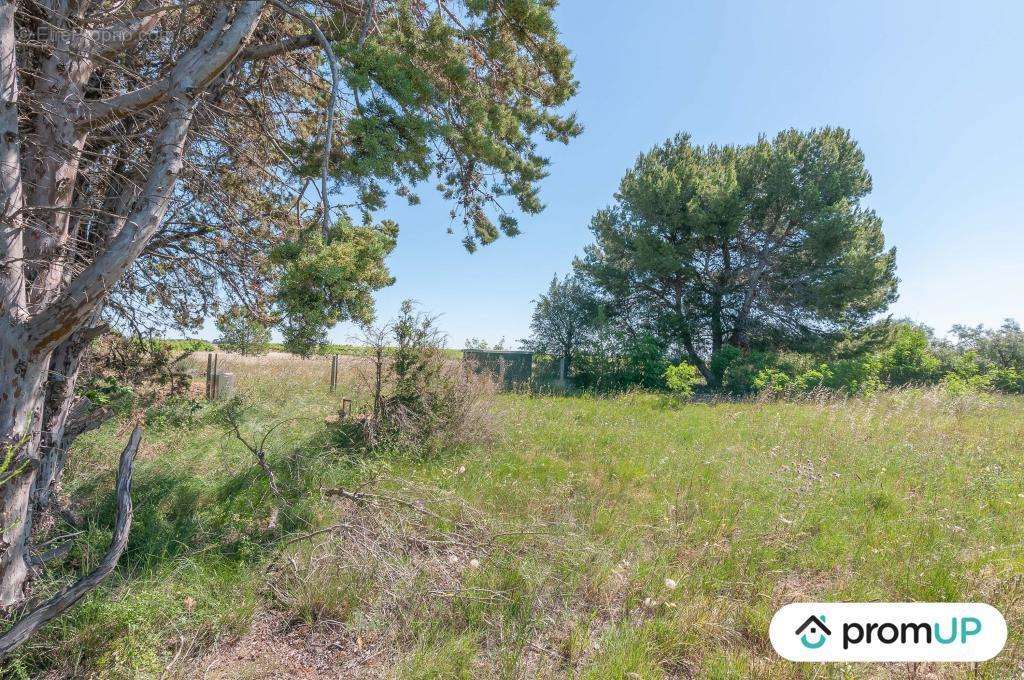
[{"left": 1, "top": 0, "right": 268, "bottom": 613}]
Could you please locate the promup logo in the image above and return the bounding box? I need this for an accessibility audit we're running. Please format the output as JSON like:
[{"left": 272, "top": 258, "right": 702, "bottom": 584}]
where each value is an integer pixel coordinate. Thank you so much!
[
  {"left": 795, "top": 615, "right": 831, "bottom": 649},
  {"left": 770, "top": 603, "right": 1006, "bottom": 662}
]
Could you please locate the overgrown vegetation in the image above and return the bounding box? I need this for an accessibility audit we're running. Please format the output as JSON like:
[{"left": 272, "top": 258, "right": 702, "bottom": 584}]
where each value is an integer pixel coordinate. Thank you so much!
[
  {"left": 529, "top": 318, "right": 1024, "bottom": 398},
  {"left": 9, "top": 355, "right": 1023, "bottom": 678},
  {"left": 344, "top": 302, "right": 497, "bottom": 455}
]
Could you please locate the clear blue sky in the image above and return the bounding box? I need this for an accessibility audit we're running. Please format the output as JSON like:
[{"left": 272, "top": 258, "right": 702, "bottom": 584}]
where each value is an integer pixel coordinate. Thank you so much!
[{"left": 321, "top": 1, "right": 1023, "bottom": 347}]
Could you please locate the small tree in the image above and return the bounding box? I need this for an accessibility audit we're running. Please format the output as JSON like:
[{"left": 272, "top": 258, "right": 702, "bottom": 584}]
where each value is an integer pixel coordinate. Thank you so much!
[
  {"left": 876, "top": 322, "right": 941, "bottom": 386},
  {"left": 354, "top": 301, "right": 494, "bottom": 453},
  {"left": 216, "top": 307, "right": 272, "bottom": 356},
  {"left": 950, "top": 319, "right": 1024, "bottom": 371},
  {"left": 526, "top": 275, "right": 597, "bottom": 378}
]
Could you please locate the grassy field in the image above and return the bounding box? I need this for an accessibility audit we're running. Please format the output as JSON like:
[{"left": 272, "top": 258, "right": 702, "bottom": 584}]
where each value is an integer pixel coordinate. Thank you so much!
[{"left": 10, "top": 353, "right": 1024, "bottom": 678}]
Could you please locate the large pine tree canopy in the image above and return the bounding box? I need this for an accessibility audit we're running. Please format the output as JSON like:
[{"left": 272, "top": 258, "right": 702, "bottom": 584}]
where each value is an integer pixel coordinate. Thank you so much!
[{"left": 576, "top": 128, "right": 898, "bottom": 383}]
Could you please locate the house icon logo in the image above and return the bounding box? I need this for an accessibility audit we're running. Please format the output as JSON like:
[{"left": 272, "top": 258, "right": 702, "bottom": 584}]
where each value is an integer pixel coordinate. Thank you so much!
[{"left": 795, "top": 614, "right": 831, "bottom": 649}]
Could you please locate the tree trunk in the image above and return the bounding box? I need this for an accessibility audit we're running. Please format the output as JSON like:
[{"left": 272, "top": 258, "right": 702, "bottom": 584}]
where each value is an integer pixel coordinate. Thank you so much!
[
  {"left": 33, "top": 325, "right": 104, "bottom": 511},
  {"left": 0, "top": 328, "right": 50, "bottom": 607},
  {"left": 679, "top": 330, "right": 714, "bottom": 388},
  {"left": 710, "top": 291, "right": 724, "bottom": 355}
]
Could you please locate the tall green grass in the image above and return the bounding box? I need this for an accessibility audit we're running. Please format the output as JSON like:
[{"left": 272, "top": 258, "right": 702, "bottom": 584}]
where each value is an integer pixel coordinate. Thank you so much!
[{"left": 9, "top": 358, "right": 1024, "bottom": 679}]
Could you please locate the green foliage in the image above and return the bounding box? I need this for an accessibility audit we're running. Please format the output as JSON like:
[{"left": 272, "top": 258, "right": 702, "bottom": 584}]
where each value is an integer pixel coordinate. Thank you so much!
[
  {"left": 577, "top": 128, "right": 898, "bottom": 382},
  {"left": 715, "top": 349, "right": 774, "bottom": 396},
  {"left": 734, "top": 321, "right": 1024, "bottom": 398},
  {"left": 571, "top": 331, "right": 669, "bottom": 392},
  {"left": 709, "top": 345, "right": 742, "bottom": 388},
  {"left": 752, "top": 367, "right": 792, "bottom": 393},
  {"left": 941, "top": 351, "right": 992, "bottom": 395},
  {"left": 525, "top": 274, "right": 598, "bottom": 377},
  {"left": 464, "top": 337, "right": 507, "bottom": 351},
  {"left": 154, "top": 338, "right": 217, "bottom": 353},
  {"left": 215, "top": 306, "right": 272, "bottom": 356},
  {"left": 821, "top": 355, "right": 882, "bottom": 395},
  {"left": 352, "top": 301, "right": 495, "bottom": 455},
  {"left": 80, "top": 334, "right": 192, "bottom": 405},
  {"left": 951, "top": 319, "right": 1024, "bottom": 371},
  {"left": 391, "top": 301, "right": 446, "bottom": 409},
  {"left": 792, "top": 364, "right": 831, "bottom": 392},
  {"left": 143, "top": 396, "right": 202, "bottom": 430},
  {"left": 273, "top": 217, "right": 398, "bottom": 357},
  {"left": 81, "top": 375, "right": 136, "bottom": 411},
  {"left": 750, "top": 355, "right": 881, "bottom": 396},
  {"left": 988, "top": 367, "right": 1024, "bottom": 394},
  {"left": 293, "top": 0, "right": 580, "bottom": 251},
  {"left": 620, "top": 334, "right": 670, "bottom": 389},
  {"left": 664, "top": 363, "right": 700, "bottom": 398},
  {"left": 876, "top": 323, "right": 941, "bottom": 386}
]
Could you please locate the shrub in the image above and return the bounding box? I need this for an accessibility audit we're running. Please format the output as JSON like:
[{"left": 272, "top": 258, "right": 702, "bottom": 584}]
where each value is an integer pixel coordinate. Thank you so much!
[
  {"left": 822, "top": 355, "right": 882, "bottom": 395},
  {"left": 664, "top": 363, "right": 701, "bottom": 398},
  {"left": 752, "top": 367, "right": 793, "bottom": 394},
  {"left": 720, "top": 350, "right": 774, "bottom": 395},
  {"left": 144, "top": 395, "right": 202, "bottom": 430},
  {"left": 570, "top": 331, "right": 668, "bottom": 392},
  {"left": 988, "top": 367, "right": 1024, "bottom": 394},
  {"left": 877, "top": 324, "right": 941, "bottom": 386},
  {"left": 793, "top": 364, "right": 832, "bottom": 392},
  {"left": 156, "top": 338, "right": 216, "bottom": 353},
  {"left": 351, "top": 301, "right": 496, "bottom": 455},
  {"left": 709, "top": 345, "right": 742, "bottom": 388},
  {"left": 943, "top": 372, "right": 992, "bottom": 395},
  {"left": 81, "top": 333, "right": 192, "bottom": 404},
  {"left": 81, "top": 374, "right": 135, "bottom": 412},
  {"left": 621, "top": 334, "right": 670, "bottom": 389}
]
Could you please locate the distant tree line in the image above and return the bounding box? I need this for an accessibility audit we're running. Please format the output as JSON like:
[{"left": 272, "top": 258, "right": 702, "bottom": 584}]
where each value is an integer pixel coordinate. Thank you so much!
[{"left": 526, "top": 128, "right": 1024, "bottom": 396}]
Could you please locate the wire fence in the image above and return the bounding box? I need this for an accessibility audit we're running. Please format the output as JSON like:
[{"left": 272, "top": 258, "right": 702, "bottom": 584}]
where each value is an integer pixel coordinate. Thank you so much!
[{"left": 190, "top": 349, "right": 571, "bottom": 401}]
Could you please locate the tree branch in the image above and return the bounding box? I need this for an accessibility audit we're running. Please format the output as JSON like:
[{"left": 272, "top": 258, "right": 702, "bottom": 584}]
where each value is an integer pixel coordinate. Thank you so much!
[
  {"left": 0, "top": 426, "right": 142, "bottom": 655},
  {"left": 265, "top": 0, "right": 340, "bottom": 237}
]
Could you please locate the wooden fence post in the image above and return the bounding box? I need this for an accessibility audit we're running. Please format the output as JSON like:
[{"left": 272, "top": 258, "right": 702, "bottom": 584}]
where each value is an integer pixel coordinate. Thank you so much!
[
  {"left": 330, "top": 354, "right": 339, "bottom": 392},
  {"left": 211, "top": 353, "right": 219, "bottom": 400},
  {"left": 205, "top": 353, "right": 214, "bottom": 400}
]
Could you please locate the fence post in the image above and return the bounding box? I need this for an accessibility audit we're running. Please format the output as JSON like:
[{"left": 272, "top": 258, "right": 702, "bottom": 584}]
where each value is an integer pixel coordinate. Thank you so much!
[
  {"left": 205, "top": 353, "right": 213, "bottom": 400},
  {"left": 213, "top": 354, "right": 220, "bottom": 400},
  {"left": 330, "top": 354, "right": 338, "bottom": 392}
]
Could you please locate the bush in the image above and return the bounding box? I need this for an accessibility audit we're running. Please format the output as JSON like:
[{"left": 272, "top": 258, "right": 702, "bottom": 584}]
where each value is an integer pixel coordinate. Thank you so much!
[
  {"left": 709, "top": 346, "right": 742, "bottom": 389},
  {"left": 752, "top": 367, "right": 793, "bottom": 394},
  {"left": 664, "top": 363, "right": 701, "bottom": 398},
  {"left": 570, "top": 331, "right": 668, "bottom": 392},
  {"left": 988, "top": 367, "right": 1024, "bottom": 394},
  {"left": 350, "top": 301, "right": 496, "bottom": 455},
  {"left": 719, "top": 349, "right": 774, "bottom": 395},
  {"left": 81, "top": 333, "right": 192, "bottom": 404},
  {"left": 156, "top": 338, "right": 216, "bottom": 353},
  {"left": 748, "top": 355, "right": 883, "bottom": 397},
  {"left": 793, "top": 364, "right": 831, "bottom": 392},
  {"left": 877, "top": 324, "right": 941, "bottom": 386},
  {"left": 943, "top": 372, "right": 992, "bottom": 395},
  {"left": 621, "top": 334, "right": 670, "bottom": 389},
  {"left": 821, "top": 355, "right": 882, "bottom": 395},
  {"left": 144, "top": 395, "right": 202, "bottom": 430}
]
